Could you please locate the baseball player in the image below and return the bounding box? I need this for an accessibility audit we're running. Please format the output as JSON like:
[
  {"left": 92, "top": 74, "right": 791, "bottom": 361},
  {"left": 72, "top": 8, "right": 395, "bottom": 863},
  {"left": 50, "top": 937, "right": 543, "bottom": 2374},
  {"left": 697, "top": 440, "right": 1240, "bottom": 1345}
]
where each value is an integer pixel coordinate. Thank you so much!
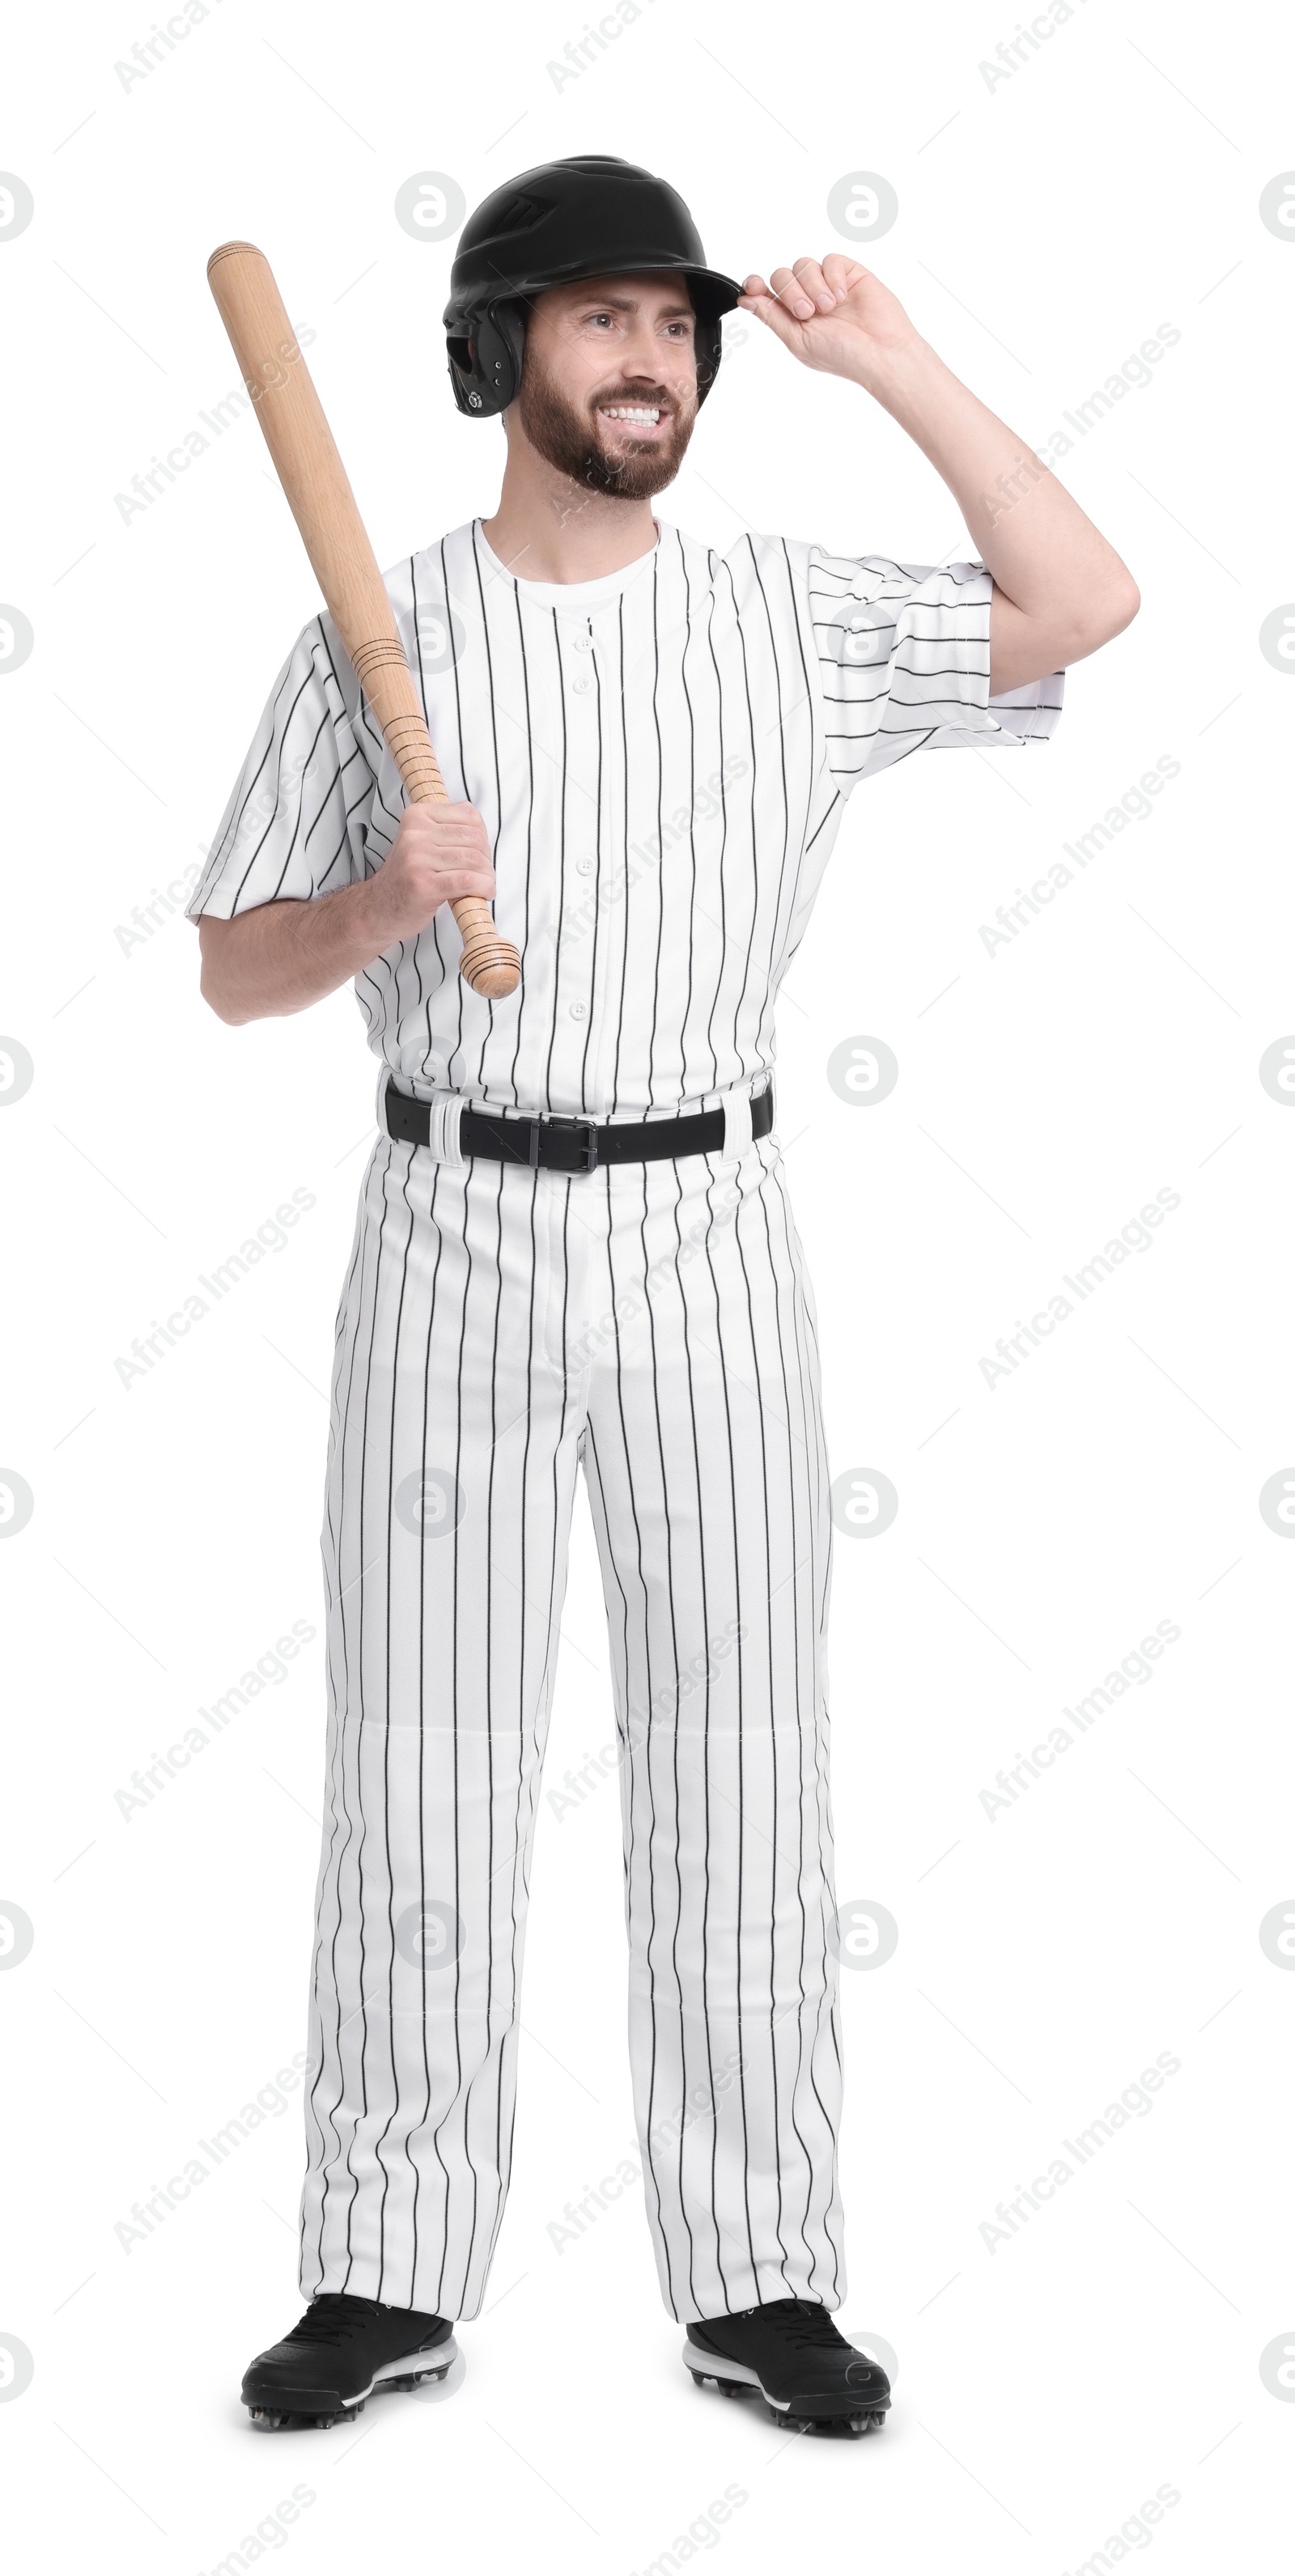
[{"left": 190, "top": 156, "right": 1137, "bottom": 2435}]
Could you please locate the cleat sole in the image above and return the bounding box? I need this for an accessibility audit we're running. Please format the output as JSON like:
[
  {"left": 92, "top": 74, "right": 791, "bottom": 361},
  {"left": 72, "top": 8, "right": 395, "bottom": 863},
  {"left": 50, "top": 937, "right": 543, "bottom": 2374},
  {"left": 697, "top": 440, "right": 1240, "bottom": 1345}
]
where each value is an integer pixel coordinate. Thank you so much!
[
  {"left": 682, "top": 2335, "right": 890, "bottom": 2438},
  {"left": 243, "top": 2336, "right": 457, "bottom": 2430}
]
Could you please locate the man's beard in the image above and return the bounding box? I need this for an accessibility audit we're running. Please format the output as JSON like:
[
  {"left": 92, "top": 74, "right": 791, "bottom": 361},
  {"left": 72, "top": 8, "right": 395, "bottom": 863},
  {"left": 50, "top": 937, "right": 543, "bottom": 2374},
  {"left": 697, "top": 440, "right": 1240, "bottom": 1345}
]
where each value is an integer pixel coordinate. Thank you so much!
[{"left": 515, "top": 347, "right": 697, "bottom": 500}]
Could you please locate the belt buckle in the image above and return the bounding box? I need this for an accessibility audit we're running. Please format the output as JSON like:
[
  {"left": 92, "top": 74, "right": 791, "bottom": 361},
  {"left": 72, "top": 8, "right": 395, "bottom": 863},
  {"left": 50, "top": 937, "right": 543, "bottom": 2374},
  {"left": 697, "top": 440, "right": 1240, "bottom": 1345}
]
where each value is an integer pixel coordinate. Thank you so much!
[{"left": 542, "top": 1114, "right": 599, "bottom": 1173}]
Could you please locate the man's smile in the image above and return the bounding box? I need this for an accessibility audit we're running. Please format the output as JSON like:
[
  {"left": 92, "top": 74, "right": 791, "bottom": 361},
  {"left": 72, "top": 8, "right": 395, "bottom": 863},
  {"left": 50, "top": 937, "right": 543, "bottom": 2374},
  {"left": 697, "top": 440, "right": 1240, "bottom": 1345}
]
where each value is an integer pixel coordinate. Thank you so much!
[{"left": 595, "top": 400, "right": 670, "bottom": 438}]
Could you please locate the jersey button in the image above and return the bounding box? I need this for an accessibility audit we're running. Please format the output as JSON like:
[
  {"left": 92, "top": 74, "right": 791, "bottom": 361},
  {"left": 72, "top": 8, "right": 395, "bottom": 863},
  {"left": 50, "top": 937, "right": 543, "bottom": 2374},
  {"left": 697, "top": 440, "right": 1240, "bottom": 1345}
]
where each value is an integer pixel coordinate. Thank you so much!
[
  {"left": 575, "top": 857, "right": 594, "bottom": 874},
  {"left": 568, "top": 1000, "right": 588, "bottom": 1020},
  {"left": 573, "top": 634, "right": 594, "bottom": 651},
  {"left": 571, "top": 673, "right": 593, "bottom": 694}
]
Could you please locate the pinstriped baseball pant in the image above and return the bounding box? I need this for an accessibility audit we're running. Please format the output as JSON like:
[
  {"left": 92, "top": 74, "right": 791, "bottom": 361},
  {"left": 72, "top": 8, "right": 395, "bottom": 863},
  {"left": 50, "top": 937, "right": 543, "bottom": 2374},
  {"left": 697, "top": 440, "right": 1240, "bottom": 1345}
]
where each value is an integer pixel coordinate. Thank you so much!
[{"left": 299, "top": 1098, "right": 847, "bottom": 2325}]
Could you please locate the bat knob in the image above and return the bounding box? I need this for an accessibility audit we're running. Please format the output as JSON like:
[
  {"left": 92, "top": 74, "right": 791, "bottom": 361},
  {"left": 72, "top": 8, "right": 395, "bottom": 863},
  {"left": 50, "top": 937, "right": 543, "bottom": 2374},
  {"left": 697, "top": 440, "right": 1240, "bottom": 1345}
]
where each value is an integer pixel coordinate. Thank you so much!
[
  {"left": 453, "top": 902, "right": 522, "bottom": 999},
  {"left": 463, "top": 946, "right": 523, "bottom": 1000}
]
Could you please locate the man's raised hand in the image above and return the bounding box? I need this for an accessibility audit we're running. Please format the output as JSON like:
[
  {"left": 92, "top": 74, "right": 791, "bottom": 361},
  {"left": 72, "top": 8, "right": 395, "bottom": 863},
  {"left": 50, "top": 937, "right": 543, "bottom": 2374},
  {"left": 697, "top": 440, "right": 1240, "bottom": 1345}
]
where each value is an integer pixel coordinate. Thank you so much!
[{"left": 737, "top": 254, "right": 919, "bottom": 388}]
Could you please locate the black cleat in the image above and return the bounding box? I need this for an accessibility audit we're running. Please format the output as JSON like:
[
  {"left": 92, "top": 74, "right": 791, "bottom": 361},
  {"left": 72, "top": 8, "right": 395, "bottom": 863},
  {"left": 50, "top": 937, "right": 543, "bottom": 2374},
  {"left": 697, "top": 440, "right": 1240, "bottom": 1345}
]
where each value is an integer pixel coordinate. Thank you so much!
[
  {"left": 682, "top": 2297, "right": 891, "bottom": 2436},
  {"left": 241, "top": 2292, "right": 457, "bottom": 2430}
]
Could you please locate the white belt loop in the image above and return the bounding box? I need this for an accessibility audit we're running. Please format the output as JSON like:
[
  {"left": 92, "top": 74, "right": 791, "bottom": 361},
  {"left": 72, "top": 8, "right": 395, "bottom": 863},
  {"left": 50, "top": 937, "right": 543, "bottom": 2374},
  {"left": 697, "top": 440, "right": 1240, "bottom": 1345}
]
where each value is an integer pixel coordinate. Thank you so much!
[
  {"left": 721, "top": 1071, "right": 775, "bottom": 1161},
  {"left": 721, "top": 1079, "right": 754, "bottom": 1161},
  {"left": 378, "top": 1071, "right": 466, "bottom": 1168},
  {"left": 428, "top": 1092, "right": 466, "bottom": 1166}
]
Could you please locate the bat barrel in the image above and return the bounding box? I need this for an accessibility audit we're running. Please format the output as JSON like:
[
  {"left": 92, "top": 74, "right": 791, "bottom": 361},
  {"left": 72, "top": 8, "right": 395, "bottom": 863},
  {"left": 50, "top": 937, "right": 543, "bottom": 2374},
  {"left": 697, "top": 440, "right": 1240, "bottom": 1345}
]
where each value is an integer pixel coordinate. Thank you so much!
[{"left": 206, "top": 240, "right": 520, "bottom": 1001}]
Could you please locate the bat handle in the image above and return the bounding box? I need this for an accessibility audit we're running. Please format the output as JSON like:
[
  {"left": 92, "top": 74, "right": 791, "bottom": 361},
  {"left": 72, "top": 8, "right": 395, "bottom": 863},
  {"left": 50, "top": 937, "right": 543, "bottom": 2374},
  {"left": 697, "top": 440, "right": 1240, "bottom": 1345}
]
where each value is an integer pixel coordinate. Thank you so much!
[{"left": 351, "top": 638, "right": 521, "bottom": 1001}]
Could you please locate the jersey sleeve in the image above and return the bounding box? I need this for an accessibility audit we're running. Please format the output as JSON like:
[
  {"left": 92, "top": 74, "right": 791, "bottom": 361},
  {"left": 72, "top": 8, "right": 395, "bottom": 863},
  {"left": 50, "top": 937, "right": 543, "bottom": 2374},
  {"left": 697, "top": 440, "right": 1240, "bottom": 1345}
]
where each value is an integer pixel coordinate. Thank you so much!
[
  {"left": 806, "top": 549, "right": 1064, "bottom": 798},
  {"left": 187, "top": 617, "right": 378, "bottom": 919}
]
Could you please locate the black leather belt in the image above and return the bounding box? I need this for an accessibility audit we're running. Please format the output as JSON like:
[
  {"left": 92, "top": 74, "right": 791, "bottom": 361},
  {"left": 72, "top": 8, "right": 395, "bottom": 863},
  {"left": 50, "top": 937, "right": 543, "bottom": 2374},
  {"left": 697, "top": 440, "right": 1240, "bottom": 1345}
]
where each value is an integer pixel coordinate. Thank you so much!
[{"left": 384, "top": 1079, "right": 774, "bottom": 1173}]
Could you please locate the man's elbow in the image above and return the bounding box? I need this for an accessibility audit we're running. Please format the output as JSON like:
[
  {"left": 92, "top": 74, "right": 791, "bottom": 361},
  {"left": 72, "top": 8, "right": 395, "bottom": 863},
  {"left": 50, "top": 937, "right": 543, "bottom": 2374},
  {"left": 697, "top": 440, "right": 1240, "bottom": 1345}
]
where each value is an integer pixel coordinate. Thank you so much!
[
  {"left": 197, "top": 918, "right": 251, "bottom": 1025},
  {"left": 1065, "top": 571, "right": 1140, "bottom": 663},
  {"left": 1094, "top": 569, "right": 1140, "bottom": 643},
  {"left": 199, "top": 974, "right": 251, "bottom": 1026}
]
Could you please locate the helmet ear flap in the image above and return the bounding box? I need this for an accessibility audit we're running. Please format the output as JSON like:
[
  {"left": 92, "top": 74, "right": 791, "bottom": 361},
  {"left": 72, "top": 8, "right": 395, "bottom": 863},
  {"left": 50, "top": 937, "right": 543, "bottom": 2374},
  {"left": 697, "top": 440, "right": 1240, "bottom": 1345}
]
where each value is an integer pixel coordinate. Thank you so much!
[
  {"left": 446, "top": 300, "right": 527, "bottom": 418},
  {"left": 694, "top": 313, "right": 724, "bottom": 407}
]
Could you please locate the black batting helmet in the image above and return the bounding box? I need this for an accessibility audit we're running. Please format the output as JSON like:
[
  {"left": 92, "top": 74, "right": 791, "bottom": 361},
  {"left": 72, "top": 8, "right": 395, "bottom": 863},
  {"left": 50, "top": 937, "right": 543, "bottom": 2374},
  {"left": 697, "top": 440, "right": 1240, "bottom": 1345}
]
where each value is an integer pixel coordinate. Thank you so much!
[{"left": 443, "top": 155, "right": 743, "bottom": 418}]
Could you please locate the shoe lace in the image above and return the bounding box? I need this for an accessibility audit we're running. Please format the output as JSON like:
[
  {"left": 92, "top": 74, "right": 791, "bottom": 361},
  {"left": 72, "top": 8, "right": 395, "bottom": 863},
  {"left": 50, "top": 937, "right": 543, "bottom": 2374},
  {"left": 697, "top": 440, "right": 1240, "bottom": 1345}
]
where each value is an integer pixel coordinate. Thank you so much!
[
  {"left": 283, "top": 2294, "right": 373, "bottom": 2349},
  {"left": 759, "top": 2298, "right": 847, "bottom": 2353}
]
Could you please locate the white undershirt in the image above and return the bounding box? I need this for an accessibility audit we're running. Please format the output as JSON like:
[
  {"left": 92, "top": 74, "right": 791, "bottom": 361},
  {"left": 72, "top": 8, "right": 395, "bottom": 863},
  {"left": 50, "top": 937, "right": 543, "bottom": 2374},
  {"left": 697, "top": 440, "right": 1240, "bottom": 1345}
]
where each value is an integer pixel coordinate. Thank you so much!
[{"left": 476, "top": 520, "right": 662, "bottom": 613}]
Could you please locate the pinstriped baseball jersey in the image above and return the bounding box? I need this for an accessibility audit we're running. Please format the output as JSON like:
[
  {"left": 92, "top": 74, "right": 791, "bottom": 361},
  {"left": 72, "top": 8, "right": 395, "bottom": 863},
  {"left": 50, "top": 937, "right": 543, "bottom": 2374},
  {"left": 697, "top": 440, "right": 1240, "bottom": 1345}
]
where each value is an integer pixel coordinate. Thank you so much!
[{"left": 187, "top": 518, "right": 1062, "bottom": 1113}]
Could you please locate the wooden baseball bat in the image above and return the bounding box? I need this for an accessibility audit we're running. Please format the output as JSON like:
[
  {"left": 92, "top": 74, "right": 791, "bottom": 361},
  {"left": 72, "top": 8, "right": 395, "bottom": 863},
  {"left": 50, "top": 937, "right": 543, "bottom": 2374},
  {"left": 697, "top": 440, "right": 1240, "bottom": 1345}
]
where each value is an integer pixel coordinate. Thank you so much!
[{"left": 206, "top": 241, "right": 520, "bottom": 1001}]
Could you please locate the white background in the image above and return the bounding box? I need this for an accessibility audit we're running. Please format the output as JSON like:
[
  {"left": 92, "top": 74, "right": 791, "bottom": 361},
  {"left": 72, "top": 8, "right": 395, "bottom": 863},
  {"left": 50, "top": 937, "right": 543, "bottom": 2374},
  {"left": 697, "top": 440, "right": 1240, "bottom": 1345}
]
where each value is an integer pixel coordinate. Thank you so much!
[{"left": 2, "top": 2, "right": 1293, "bottom": 2569}]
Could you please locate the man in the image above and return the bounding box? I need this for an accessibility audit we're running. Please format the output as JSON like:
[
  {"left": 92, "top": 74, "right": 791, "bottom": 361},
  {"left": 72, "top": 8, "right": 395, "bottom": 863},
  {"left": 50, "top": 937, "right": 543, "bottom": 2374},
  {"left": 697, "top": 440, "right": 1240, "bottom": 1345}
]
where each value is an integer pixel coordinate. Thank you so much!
[{"left": 191, "top": 156, "right": 1136, "bottom": 2435}]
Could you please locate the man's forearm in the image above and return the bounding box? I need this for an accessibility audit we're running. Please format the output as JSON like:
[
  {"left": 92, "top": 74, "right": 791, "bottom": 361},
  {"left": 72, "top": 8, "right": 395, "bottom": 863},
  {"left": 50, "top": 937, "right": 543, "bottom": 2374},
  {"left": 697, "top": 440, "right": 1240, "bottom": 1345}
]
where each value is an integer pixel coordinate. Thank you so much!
[
  {"left": 197, "top": 800, "right": 499, "bottom": 1026},
  {"left": 198, "top": 876, "right": 396, "bottom": 1025},
  {"left": 856, "top": 332, "right": 1137, "bottom": 646},
  {"left": 739, "top": 253, "right": 1139, "bottom": 685}
]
